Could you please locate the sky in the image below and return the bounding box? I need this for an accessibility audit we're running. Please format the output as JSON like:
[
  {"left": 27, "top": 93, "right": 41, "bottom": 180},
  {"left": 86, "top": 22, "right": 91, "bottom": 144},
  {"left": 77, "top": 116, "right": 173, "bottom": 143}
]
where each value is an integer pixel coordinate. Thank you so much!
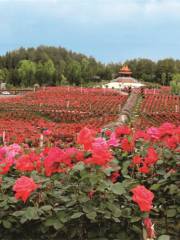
[{"left": 0, "top": 0, "right": 180, "bottom": 63}]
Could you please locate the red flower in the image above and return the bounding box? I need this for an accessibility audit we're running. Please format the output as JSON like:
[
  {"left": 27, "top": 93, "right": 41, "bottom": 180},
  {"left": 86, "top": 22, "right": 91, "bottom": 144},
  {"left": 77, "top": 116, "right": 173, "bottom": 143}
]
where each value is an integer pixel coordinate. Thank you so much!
[
  {"left": 85, "top": 138, "right": 112, "bottom": 166},
  {"left": 43, "top": 129, "right": 52, "bottom": 136},
  {"left": 143, "top": 218, "right": 156, "bottom": 238},
  {"left": 115, "top": 125, "right": 131, "bottom": 137},
  {"left": 77, "top": 127, "right": 95, "bottom": 150},
  {"left": 132, "top": 155, "right": 142, "bottom": 165},
  {"left": 133, "top": 130, "right": 149, "bottom": 141},
  {"left": 131, "top": 185, "right": 154, "bottom": 212},
  {"left": 104, "top": 129, "right": 112, "bottom": 137},
  {"left": 139, "top": 163, "right": 150, "bottom": 174},
  {"left": 165, "top": 136, "right": 178, "bottom": 149},
  {"left": 147, "top": 127, "right": 160, "bottom": 140},
  {"left": 44, "top": 147, "right": 72, "bottom": 176},
  {"left": 159, "top": 122, "right": 175, "bottom": 138},
  {"left": 121, "top": 138, "right": 133, "bottom": 153},
  {"left": 0, "top": 158, "right": 13, "bottom": 175},
  {"left": 110, "top": 171, "right": 120, "bottom": 183},
  {"left": 16, "top": 152, "right": 41, "bottom": 173},
  {"left": 144, "top": 147, "right": 158, "bottom": 166},
  {"left": 74, "top": 150, "right": 84, "bottom": 162},
  {"left": 13, "top": 176, "right": 39, "bottom": 203}
]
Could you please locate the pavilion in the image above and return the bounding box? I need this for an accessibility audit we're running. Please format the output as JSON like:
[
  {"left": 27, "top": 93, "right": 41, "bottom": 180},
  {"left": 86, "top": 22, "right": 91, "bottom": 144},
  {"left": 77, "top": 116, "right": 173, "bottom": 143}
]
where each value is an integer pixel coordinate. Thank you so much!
[{"left": 103, "top": 65, "right": 145, "bottom": 90}]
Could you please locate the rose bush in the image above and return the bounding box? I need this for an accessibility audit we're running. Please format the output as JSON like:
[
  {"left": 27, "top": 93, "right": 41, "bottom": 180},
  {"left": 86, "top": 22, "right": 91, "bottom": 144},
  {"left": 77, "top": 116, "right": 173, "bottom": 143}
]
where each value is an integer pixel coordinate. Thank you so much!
[{"left": 0, "top": 123, "right": 179, "bottom": 240}]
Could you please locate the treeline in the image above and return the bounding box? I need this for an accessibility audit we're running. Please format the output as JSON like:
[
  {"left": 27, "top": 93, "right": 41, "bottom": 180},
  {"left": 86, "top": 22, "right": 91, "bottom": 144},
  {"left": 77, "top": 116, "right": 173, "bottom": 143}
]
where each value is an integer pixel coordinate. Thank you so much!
[{"left": 0, "top": 46, "right": 180, "bottom": 87}]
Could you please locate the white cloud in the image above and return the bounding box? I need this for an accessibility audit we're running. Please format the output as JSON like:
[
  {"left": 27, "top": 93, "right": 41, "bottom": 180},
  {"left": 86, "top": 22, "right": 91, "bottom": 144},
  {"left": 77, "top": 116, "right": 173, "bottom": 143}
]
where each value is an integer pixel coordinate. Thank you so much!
[
  {"left": 37, "top": 0, "right": 180, "bottom": 23},
  {"left": 1, "top": 0, "right": 180, "bottom": 24}
]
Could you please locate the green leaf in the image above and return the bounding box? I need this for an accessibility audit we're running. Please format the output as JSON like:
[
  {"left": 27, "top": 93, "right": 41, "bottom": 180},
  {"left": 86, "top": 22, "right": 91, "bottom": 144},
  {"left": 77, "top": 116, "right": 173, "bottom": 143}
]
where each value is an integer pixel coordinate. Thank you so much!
[
  {"left": 121, "top": 208, "right": 132, "bottom": 217},
  {"left": 71, "top": 212, "right": 84, "bottom": 219},
  {"left": 73, "top": 162, "right": 85, "bottom": 171},
  {"left": 111, "top": 182, "right": 125, "bottom": 195},
  {"left": 121, "top": 160, "right": 131, "bottom": 175},
  {"left": 53, "top": 221, "right": 63, "bottom": 230},
  {"left": 130, "top": 216, "right": 141, "bottom": 223},
  {"left": 158, "top": 235, "right": 170, "bottom": 240},
  {"left": 40, "top": 205, "right": 52, "bottom": 212},
  {"left": 150, "top": 183, "right": 161, "bottom": 190},
  {"left": 45, "top": 218, "right": 63, "bottom": 230},
  {"left": 107, "top": 203, "right": 121, "bottom": 217},
  {"left": 86, "top": 211, "right": 97, "bottom": 221},
  {"left": 12, "top": 210, "right": 25, "bottom": 217},
  {"left": 112, "top": 217, "right": 121, "bottom": 223},
  {"left": 2, "top": 220, "right": 12, "bottom": 229},
  {"left": 157, "top": 160, "right": 163, "bottom": 165},
  {"left": 169, "top": 184, "right": 178, "bottom": 194},
  {"left": 96, "top": 181, "right": 109, "bottom": 192},
  {"left": 24, "top": 207, "right": 39, "bottom": 220},
  {"left": 166, "top": 209, "right": 176, "bottom": 217}
]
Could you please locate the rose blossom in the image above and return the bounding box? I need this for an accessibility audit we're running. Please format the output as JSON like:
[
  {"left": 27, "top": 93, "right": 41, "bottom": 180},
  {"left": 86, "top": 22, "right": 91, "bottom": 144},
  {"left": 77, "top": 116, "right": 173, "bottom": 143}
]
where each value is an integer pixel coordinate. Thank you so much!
[
  {"left": 13, "top": 176, "right": 39, "bottom": 203},
  {"left": 131, "top": 185, "right": 154, "bottom": 212}
]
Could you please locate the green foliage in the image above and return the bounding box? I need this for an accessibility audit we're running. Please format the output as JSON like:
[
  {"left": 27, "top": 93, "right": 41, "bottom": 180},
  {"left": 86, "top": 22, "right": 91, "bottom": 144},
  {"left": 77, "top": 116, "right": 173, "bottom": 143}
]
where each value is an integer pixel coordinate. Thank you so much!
[
  {"left": 17, "top": 60, "right": 36, "bottom": 87},
  {"left": 170, "top": 73, "right": 180, "bottom": 95},
  {"left": 1, "top": 46, "right": 180, "bottom": 87},
  {"left": 0, "top": 68, "right": 9, "bottom": 82}
]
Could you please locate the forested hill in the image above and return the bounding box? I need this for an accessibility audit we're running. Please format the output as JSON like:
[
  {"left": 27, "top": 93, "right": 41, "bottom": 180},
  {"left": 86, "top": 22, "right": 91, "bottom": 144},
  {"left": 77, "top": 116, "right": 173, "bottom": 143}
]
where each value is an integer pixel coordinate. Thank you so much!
[
  {"left": 0, "top": 46, "right": 112, "bottom": 87},
  {"left": 0, "top": 46, "right": 180, "bottom": 87}
]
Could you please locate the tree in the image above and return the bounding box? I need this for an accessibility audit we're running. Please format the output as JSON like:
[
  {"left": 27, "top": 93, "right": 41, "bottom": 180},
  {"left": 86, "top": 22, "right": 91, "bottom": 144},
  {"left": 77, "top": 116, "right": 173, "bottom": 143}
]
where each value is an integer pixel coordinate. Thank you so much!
[
  {"left": 125, "top": 59, "right": 156, "bottom": 82},
  {"left": 170, "top": 73, "right": 180, "bottom": 95},
  {"left": 43, "top": 59, "right": 56, "bottom": 85},
  {"left": 60, "top": 74, "right": 69, "bottom": 86},
  {"left": 17, "top": 60, "right": 36, "bottom": 87},
  {"left": 35, "top": 59, "right": 56, "bottom": 86},
  {"left": 65, "top": 60, "right": 82, "bottom": 85},
  {"left": 55, "top": 60, "right": 66, "bottom": 85},
  {"left": 0, "top": 68, "right": 9, "bottom": 82},
  {"left": 156, "top": 59, "right": 176, "bottom": 85}
]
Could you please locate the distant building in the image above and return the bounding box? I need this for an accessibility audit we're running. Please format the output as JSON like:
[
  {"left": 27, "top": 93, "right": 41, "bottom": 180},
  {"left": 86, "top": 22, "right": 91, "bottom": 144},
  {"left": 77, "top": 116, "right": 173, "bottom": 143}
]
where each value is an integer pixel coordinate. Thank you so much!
[{"left": 103, "top": 66, "right": 145, "bottom": 90}]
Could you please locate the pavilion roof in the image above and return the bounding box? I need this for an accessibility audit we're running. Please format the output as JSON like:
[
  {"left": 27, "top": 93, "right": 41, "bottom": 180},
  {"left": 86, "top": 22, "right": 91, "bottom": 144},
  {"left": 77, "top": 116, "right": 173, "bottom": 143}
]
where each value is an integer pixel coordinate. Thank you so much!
[{"left": 119, "top": 65, "right": 132, "bottom": 75}]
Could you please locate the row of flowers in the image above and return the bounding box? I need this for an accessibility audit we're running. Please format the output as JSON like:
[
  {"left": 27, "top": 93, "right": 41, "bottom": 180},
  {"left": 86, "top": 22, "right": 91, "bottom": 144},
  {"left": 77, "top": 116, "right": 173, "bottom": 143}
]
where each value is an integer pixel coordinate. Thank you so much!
[
  {"left": 0, "top": 115, "right": 117, "bottom": 146},
  {"left": 141, "top": 95, "right": 180, "bottom": 114},
  {"left": 0, "top": 87, "right": 127, "bottom": 122}
]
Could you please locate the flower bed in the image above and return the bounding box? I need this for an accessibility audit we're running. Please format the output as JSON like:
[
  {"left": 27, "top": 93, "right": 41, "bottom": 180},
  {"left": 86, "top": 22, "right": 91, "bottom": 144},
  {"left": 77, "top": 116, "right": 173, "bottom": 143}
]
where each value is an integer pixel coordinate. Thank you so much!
[
  {"left": 0, "top": 123, "right": 179, "bottom": 240},
  {"left": 136, "top": 95, "right": 180, "bottom": 128},
  {"left": 0, "top": 87, "right": 127, "bottom": 145}
]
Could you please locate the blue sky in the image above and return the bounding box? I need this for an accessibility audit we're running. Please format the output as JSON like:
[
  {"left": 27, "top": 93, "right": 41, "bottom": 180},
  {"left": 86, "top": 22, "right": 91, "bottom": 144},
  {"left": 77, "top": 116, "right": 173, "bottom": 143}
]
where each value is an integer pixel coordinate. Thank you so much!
[{"left": 0, "top": 0, "right": 180, "bottom": 63}]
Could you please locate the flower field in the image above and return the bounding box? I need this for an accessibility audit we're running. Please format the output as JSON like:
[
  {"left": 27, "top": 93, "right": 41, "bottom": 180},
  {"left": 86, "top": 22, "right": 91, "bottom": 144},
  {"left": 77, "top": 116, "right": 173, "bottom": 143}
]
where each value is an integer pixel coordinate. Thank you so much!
[
  {"left": 0, "top": 87, "right": 180, "bottom": 240},
  {"left": 0, "top": 87, "right": 127, "bottom": 145},
  {"left": 136, "top": 94, "right": 180, "bottom": 128}
]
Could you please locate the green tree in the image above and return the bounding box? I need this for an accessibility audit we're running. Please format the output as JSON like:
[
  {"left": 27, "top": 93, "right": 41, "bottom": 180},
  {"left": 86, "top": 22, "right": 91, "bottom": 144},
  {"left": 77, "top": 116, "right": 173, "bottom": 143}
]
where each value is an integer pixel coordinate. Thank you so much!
[
  {"left": 43, "top": 59, "right": 56, "bottom": 85},
  {"left": 60, "top": 74, "right": 69, "bottom": 86},
  {"left": 17, "top": 60, "right": 36, "bottom": 87},
  {"left": 35, "top": 59, "right": 56, "bottom": 85},
  {"left": 65, "top": 60, "right": 82, "bottom": 85},
  {"left": 156, "top": 59, "right": 176, "bottom": 85},
  {"left": 56, "top": 60, "right": 66, "bottom": 85},
  {"left": 0, "top": 68, "right": 9, "bottom": 82},
  {"left": 170, "top": 73, "right": 180, "bottom": 95},
  {"left": 125, "top": 59, "right": 156, "bottom": 82}
]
